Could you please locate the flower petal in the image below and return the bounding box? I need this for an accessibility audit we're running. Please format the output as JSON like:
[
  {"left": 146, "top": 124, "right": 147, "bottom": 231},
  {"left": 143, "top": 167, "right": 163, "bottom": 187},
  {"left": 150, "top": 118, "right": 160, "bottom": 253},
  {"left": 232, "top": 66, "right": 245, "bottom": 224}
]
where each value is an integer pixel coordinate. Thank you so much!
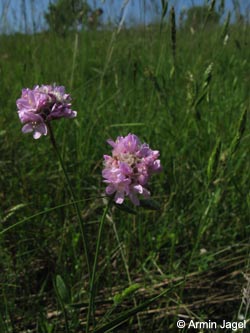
[{"left": 22, "top": 123, "right": 34, "bottom": 133}]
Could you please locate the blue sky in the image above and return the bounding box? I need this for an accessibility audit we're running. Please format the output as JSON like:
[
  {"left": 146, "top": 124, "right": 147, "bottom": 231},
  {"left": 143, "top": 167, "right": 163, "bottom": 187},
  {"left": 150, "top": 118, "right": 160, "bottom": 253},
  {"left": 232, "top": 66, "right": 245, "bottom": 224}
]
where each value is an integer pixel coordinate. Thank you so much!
[{"left": 0, "top": 0, "right": 249, "bottom": 33}]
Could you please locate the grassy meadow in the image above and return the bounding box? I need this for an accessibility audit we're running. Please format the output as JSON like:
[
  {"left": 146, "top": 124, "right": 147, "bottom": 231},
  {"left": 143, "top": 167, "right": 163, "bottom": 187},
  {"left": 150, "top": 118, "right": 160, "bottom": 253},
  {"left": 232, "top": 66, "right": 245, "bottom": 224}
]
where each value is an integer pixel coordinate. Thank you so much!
[{"left": 0, "top": 4, "right": 250, "bottom": 333}]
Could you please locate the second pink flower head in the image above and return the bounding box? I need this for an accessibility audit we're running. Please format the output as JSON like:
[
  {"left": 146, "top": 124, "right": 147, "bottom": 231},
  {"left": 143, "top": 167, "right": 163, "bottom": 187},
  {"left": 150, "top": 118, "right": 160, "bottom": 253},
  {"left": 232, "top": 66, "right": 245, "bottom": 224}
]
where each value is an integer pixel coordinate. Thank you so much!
[{"left": 102, "top": 133, "right": 162, "bottom": 206}]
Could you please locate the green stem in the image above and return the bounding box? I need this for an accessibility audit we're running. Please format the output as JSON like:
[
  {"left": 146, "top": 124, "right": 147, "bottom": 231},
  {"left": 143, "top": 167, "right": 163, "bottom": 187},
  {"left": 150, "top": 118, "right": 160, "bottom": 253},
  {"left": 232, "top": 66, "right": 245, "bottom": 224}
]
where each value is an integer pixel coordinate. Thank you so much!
[
  {"left": 48, "top": 123, "right": 90, "bottom": 279},
  {"left": 86, "top": 198, "right": 112, "bottom": 333},
  {"left": 112, "top": 220, "right": 142, "bottom": 331}
]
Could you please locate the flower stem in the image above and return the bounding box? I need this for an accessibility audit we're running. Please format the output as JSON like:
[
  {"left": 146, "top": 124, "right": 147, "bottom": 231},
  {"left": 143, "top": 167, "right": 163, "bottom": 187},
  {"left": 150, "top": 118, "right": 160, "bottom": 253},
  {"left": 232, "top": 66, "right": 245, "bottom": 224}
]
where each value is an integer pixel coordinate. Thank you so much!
[
  {"left": 86, "top": 198, "right": 112, "bottom": 333},
  {"left": 111, "top": 219, "right": 142, "bottom": 331},
  {"left": 48, "top": 123, "right": 90, "bottom": 279}
]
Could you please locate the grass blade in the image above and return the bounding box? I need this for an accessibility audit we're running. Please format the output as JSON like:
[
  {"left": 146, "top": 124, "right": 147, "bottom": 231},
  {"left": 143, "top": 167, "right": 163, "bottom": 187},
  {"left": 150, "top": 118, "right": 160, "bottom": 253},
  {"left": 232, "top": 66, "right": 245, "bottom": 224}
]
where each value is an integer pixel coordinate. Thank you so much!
[
  {"left": 93, "top": 286, "right": 173, "bottom": 333},
  {"left": 229, "top": 108, "right": 247, "bottom": 156},
  {"left": 207, "top": 139, "right": 221, "bottom": 185}
]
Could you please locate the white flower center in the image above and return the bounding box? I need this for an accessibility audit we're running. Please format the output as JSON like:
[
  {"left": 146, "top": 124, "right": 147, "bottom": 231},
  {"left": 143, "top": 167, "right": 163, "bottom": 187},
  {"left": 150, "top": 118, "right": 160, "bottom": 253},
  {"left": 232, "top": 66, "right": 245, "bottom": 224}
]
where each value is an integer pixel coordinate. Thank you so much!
[
  {"left": 51, "top": 91, "right": 64, "bottom": 102},
  {"left": 119, "top": 153, "right": 139, "bottom": 167}
]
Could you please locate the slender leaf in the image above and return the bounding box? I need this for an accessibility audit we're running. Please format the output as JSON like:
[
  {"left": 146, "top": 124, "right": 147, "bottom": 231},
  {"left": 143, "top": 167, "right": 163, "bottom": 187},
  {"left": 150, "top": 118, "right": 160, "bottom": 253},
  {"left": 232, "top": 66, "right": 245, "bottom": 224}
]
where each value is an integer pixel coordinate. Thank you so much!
[
  {"left": 229, "top": 108, "right": 247, "bottom": 155},
  {"left": 207, "top": 139, "right": 221, "bottom": 184},
  {"left": 94, "top": 287, "right": 173, "bottom": 333}
]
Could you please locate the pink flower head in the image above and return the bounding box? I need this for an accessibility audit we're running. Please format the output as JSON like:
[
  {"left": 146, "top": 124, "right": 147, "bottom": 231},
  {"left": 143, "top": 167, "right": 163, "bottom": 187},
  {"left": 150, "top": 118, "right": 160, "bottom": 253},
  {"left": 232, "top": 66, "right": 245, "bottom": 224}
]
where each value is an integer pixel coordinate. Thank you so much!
[
  {"left": 102, "top": 133, "right": 162, "bottom": 206},
  {"left": 16, "top": 84, "right": 77, "bottom": 139}
]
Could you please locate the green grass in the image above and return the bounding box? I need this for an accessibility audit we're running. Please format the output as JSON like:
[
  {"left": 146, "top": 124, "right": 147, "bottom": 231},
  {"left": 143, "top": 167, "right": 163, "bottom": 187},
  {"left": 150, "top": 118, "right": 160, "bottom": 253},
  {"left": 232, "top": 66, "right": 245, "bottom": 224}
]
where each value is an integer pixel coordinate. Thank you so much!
[{"left": 0, "top": 15, "right": 250, "bottom": 333}]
